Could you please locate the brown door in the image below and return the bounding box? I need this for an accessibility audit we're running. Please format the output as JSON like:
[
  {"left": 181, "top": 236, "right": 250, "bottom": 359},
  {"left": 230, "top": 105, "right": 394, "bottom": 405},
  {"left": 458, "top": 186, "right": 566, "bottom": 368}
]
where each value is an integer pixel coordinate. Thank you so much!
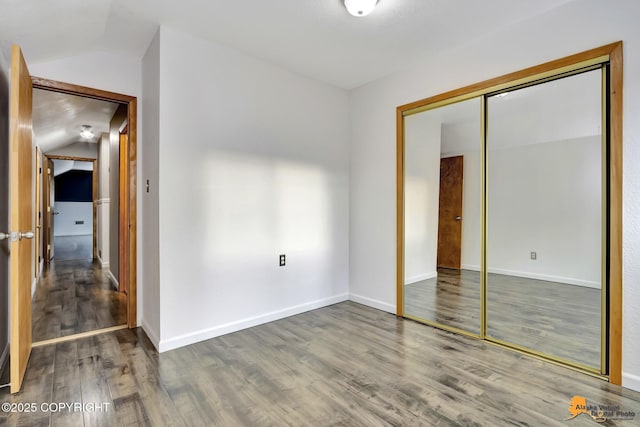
[
  {"left": 9, "top": 45, "right": 34, "bottom": 394},
  {"left": 42, "top": 157, "right": 54, "bottom": 262},
  {"left": 437, "top": 155, "right": 464, "bottom": 269}
]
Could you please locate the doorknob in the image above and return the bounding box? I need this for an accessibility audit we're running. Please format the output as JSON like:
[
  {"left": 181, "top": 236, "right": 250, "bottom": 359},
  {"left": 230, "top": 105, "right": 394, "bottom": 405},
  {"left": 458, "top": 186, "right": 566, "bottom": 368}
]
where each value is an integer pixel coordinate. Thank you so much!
[
  {"left": 455, "top": 216, "right": 462, "bottom": 220},
  {"left": 19, "top": 231, "right": 34, "bottom": 240},
  {"left": 53, "top": 212, "right": 60, "bottom": 215},
  {"left": 0, "top": 232, "right": 8, "bottom": 241}
]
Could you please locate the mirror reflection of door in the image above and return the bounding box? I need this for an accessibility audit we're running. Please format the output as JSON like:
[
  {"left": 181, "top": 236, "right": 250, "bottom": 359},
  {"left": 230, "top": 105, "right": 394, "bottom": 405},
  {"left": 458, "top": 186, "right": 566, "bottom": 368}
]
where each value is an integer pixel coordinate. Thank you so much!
[
  {"left": 486, "top": 68, "right": 604, "bottom": 369},
  {"left": 403, "top": 97, "right": 482, "bottom": 335},
  {"left": 437, "top": 155, "right": 463, "bottom": 269}
]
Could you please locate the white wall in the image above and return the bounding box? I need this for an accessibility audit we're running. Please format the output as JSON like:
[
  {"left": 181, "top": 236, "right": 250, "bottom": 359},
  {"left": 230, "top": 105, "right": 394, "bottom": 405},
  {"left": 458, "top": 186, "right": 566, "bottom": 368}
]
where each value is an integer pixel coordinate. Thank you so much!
[
  {"left": 403, "top": 114, "right": 440, "bottom": 283},
  {"left": 154, "top": 26, "right": 350, "bottom": 351},
  {"left": 53, "top": 202, "right": 93, "bottom": 236},
  {"left": 141, "top": 28, "right": 160, "bottom": 346},
  {"left": 30, "top": 49, "right": 144, "bottom": 325},
  {"left": 46, "top": 142, "right": 98, "bottom": 159},
  {"left": 488, "top": 136, "right": 602, "bottom": 287},
  {"left": 349, "top": 0, "right": 640, "bottom": 391},
  {"left": 97, "top": 133, "right": 110, "bottom": 266}
]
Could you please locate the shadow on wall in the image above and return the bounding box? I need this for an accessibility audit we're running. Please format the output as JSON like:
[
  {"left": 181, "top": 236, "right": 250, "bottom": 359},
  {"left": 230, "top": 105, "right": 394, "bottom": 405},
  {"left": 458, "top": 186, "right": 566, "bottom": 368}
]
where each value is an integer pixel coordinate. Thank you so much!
[{"left": 203, "top": 151, "right": 332, "bottom": 261}]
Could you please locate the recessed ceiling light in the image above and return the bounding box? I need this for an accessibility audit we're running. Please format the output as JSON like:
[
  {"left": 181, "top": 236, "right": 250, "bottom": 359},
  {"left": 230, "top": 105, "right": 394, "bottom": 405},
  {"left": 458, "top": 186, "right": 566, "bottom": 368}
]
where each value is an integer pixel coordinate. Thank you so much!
[
  {"left": 343, "top": 0, "right": 378, "bottom": 17},
  {"left": 80, "top": 125, "right": 94, "bottom": 139}
]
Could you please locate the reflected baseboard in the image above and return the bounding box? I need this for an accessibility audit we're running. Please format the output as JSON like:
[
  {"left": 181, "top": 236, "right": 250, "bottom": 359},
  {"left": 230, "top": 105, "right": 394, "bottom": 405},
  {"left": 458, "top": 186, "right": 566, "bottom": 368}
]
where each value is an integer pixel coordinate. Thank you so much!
[
  {"left": 461, "top": 264, "right": 599, "bottom": 289},
  {"left": 405, "top": 271, "right": 437, "bottom": 285}
]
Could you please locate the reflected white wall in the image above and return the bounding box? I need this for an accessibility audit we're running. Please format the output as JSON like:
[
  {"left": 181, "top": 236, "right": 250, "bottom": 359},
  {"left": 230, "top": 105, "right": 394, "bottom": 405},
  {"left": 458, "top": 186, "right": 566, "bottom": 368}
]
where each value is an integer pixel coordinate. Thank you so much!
[{"left": 404, "top": 114, "right": 440, "bottom": 283}]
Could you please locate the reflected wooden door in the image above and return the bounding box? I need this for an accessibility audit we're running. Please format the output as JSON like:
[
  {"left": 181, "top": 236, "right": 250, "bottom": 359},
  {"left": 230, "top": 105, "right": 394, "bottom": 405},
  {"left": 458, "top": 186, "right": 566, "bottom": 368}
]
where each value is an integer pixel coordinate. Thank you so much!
[
  {"left": 9, "top": 45, "right": 34, "bottom": 394},
  {"left": 437, "top": 156, "right": 463, "bottom": 269}
]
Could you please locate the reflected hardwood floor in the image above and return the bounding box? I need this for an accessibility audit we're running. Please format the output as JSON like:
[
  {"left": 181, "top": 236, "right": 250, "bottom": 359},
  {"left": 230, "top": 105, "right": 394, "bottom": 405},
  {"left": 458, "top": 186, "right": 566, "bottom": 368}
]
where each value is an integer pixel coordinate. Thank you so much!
[
  {"left": 405, "top": 269, "right": 482, "bottom": 335},
  {"left": 31, "top": 258, "right": 127, "bottom": 343},
  {"left": 405, "top": 269, "right": 601, "bottom": 368},
  {"left": 2, "top": 302, "right": 639, "bottom": 426}
]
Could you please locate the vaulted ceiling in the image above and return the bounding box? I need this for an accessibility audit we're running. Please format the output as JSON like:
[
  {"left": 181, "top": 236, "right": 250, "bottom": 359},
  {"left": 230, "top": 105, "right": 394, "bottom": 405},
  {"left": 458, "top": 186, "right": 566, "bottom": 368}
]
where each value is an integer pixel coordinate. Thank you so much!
[
  {"left": 32, "top": 89, "right": 118, "bottom": 153},
  {"left": 2, "top": 0, "right": 577, "bottom": 153},
  {"left": 1, "top": 0, "right": 575, "bottom": 90}
]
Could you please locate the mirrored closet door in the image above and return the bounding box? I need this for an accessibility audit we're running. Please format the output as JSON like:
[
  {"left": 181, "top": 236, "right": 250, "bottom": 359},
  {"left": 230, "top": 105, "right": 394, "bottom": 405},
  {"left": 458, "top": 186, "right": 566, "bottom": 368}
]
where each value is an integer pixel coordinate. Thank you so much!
[
  {"left": 486, "top": 69, "right": 604, "bottom": 370},
  {"left": 398, "top": 42, "right": 622, "bottom": 381},
  {"left": 403, "top": 98, "right": 482, "bottom": 335}
]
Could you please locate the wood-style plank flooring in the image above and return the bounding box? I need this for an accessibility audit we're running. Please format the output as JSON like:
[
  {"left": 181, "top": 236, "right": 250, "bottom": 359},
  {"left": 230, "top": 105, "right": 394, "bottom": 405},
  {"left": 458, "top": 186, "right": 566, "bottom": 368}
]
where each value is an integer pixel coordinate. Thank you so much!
[
  {"left": 2, "top": 302, "right": 639, "bottom": 426},
  {"left": 53, "top": 235, "right": 93, "bottom": 262},
  {"left": 31, "top": 257, "right": 127, "bottom": 343},
  {"left": 405, "top": 268, "right": 601, "bottom": 368}
]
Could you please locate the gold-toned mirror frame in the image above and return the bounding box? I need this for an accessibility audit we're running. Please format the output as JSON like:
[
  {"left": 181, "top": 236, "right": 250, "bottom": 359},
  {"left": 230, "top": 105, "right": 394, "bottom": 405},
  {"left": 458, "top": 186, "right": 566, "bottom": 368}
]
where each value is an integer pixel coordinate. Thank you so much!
[{"left": 396, "top": 42, "right": 623, "bottom": 385}]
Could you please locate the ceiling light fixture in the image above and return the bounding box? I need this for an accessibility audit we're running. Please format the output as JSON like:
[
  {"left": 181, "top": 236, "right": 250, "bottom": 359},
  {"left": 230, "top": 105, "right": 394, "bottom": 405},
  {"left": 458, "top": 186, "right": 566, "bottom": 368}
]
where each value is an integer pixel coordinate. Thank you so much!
[
  {"left": 343, "top": 0, "right": 378, "bottom": 17},
  {"left": 80, "top": 125, "right": 94, "bottom": 139}
]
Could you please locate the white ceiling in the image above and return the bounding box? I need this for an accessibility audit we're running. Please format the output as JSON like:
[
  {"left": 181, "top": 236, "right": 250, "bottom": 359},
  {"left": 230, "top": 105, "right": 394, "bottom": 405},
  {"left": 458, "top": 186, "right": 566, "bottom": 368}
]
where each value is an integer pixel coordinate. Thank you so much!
[
  {"left": 6, "top": 0, "right": 577, "bottom": 152},
  {"left": 32, "top": 88, "right": 118, "bottom": 153},
  {"left": 1, "top": 0, "right": 575, "bottom": 90}
]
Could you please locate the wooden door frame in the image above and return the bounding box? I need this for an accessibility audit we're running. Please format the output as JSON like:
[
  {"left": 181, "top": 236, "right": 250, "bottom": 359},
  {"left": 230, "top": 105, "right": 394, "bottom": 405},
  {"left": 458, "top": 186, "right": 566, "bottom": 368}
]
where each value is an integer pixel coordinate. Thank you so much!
[
  {"left": 42, "top": 155, "right": 98, "bottom": 260},
  {"left": 118, "top": 129, "right": 128, "bottom": 294},
  {"left": 396, "top": 42, "right": 623, "bottom": 384},
  {"left": 32, "top": 76, "right": 138, "bottom": 328}
]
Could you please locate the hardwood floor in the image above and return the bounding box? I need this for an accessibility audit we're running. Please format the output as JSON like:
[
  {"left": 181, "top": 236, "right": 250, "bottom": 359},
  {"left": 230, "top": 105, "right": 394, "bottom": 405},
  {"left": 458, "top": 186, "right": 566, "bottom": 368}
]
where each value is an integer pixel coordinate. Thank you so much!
[
  {"left": 2, "top": 302, "right": 639, "bottom": 426},
  {"left": 52, "top": 235, "right": 93, "bottom": 262},
  {"left": 405, "top": 269, "right": 601, "bottom": 368},
  {"left": 31, "top": 259, "right": 127, "bottom": 343}
]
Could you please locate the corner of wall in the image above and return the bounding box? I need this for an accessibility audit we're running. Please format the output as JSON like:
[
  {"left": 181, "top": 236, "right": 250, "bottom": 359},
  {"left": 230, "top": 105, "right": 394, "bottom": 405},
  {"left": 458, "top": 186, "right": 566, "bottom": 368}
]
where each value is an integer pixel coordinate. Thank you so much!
[
  {"left": 622, "top": 372, "right": 640, "bottom": 393},
  {"left": 348, "top": 294, "right": 396, "bottom": 314}
]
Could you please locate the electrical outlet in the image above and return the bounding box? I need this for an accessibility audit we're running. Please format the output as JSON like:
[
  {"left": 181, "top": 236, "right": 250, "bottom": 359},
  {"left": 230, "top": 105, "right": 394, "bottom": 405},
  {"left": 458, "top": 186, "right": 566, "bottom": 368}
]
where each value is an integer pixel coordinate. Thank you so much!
[
  {"left": 279, "top": 254, "right": 286, "bottom": 266},
  {"left": 530, "top": 251, "right": 537, "bottom": 260}
]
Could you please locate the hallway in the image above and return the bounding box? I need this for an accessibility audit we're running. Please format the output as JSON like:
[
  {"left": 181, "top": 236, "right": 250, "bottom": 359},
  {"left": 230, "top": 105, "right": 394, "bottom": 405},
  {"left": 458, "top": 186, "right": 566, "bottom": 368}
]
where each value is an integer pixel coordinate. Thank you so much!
[{"left": 31, "top": 256, "right": 127, "bottom": 343}]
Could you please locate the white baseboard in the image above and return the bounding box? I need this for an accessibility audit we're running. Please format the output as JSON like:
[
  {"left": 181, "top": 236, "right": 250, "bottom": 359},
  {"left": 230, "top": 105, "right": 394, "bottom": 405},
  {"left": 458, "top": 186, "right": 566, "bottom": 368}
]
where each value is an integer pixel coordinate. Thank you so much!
[
  {"left": 623, "top": 372, "right": 640, "bottom": 392},
  {"left": 141, "top": 319, "right": 160, "bottom": 351},
  {"left": 349, "top": 293, "right": 396, "bottom": 314},
  {"left": 97, "top": 254, "right": 110, "bottom": 270},
  {"left": 158, "top": 293, "right": 349, "bottom": 353},
  {"left": 404, "top": 271, "right": 437, "bottom": 285},
  {"left": 488, "top": 267, "right": 600, "bottom": 289},
  {"left": 460, "top": 264, "right": 599, "bottom": 289},
  {"left": 107, "top": 269, "right": 119, "bottom": 289},
  {"left": 0, "top": 343, "right": 8, "bottom": 378}
]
